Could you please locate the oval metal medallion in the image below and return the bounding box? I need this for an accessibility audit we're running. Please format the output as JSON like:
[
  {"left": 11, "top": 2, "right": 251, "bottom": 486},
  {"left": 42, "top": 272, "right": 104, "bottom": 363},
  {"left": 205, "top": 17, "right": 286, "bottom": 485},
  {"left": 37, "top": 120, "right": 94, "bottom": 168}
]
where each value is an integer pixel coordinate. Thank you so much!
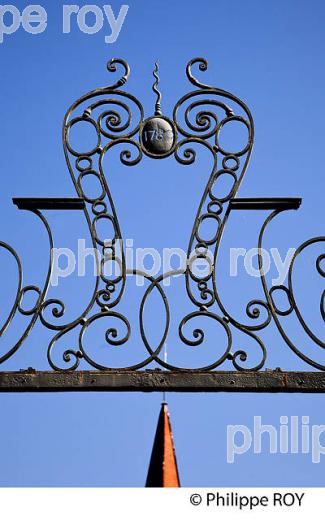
[{"left": 140, "top": 116, "right": 176, "bottom": 158}]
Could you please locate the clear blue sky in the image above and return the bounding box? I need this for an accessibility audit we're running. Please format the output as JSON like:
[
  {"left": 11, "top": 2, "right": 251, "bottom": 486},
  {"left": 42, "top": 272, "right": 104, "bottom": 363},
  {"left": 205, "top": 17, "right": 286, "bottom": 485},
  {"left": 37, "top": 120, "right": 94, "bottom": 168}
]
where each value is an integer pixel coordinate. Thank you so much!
[{"left": 0, "top": 0, "right": 324, "bottom": 486}]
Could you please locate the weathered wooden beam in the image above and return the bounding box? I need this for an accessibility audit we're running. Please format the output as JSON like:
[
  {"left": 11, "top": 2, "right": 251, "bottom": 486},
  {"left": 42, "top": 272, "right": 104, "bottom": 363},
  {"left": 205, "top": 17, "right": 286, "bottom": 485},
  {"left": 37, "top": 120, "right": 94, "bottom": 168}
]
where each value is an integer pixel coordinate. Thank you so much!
[{"left": 0, "top": 370, "right": 324, "bottom": 393}]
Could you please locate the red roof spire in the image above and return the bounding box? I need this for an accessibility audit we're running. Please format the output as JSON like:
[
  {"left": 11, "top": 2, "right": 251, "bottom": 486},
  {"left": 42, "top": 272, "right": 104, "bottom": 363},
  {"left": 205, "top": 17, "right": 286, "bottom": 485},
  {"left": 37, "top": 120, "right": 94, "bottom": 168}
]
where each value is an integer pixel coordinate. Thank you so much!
[{"left": 145, "top": 402, "right": 181, "bottom": 487}]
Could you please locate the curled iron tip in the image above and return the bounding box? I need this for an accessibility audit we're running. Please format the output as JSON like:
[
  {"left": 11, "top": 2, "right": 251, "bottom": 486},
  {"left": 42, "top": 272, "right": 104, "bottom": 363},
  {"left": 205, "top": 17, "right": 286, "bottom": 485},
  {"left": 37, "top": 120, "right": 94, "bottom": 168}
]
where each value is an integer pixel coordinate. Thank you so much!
[
  {"left": 106, "top": 58, "right": 130, "bottom": 89},
  {"left": 152, "top": 61, "right": 162, "bottom": 115}
]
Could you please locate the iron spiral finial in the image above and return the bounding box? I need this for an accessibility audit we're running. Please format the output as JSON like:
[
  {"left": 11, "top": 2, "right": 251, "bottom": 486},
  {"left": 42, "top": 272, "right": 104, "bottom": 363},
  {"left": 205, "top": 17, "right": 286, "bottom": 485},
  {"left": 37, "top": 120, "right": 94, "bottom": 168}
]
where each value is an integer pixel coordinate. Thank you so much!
[{"left": 152, "top": 61, "right": 162, "bottom": 115}]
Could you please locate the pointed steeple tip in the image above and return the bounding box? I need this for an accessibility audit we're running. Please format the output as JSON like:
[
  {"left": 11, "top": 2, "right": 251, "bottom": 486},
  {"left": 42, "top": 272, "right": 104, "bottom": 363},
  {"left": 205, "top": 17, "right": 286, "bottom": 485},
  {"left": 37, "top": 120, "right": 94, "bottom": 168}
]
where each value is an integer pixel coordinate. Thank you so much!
[{"left": 145, "top": 402, "right": 181, "bottom": 488}]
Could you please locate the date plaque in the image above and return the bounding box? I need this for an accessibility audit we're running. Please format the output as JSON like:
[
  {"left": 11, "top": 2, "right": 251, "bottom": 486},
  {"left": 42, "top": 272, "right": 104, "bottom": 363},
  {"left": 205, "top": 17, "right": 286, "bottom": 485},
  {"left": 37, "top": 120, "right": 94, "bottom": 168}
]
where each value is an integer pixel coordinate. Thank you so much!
[{"left": 140, "top": 116, "right": 176, "bottom": 157}]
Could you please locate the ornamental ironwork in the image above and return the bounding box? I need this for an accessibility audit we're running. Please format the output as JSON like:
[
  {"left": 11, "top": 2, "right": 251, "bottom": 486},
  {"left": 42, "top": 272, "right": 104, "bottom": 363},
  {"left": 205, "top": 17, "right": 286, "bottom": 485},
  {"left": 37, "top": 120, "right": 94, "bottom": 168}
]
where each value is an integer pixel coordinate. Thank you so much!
[{"left": 0, "top": 58, "right": 324, "bottom": 377}]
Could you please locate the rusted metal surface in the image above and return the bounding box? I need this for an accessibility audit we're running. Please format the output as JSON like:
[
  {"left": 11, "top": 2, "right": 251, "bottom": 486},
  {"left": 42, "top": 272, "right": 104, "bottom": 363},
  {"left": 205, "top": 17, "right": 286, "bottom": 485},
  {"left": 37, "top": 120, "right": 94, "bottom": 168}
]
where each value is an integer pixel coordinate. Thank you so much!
[{"left": 0, "top": 370, "right": 324, "bottom": 393}]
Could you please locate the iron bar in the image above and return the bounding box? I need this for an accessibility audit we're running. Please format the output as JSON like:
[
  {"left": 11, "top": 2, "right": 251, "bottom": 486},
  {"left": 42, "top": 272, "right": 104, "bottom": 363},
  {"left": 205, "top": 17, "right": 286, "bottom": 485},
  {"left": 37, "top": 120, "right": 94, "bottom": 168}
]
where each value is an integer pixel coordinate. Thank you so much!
[
  {"left": 13, "top": 198, "right": 85, "bottom": 210},
  {"left": 0, "top": 370, "right": 324, "bottom": 393},
  {"left": 229, "top": 198, "right": 302, "bottom": 210}
]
